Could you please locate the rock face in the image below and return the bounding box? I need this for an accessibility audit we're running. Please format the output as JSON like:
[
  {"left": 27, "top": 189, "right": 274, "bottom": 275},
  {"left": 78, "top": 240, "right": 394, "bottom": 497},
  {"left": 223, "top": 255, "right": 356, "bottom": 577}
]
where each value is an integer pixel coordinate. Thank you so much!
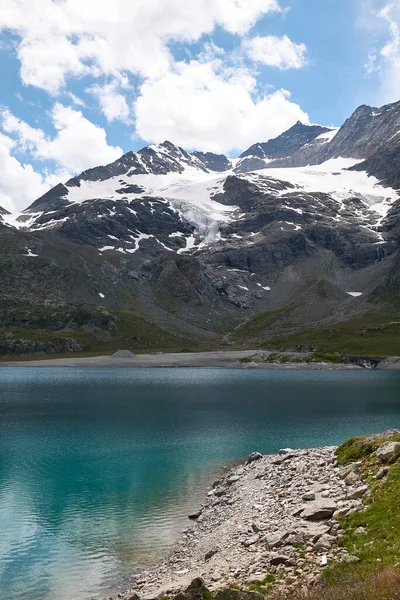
[{"left": 239, "top": 122, "right": 332, "bottom": 160}]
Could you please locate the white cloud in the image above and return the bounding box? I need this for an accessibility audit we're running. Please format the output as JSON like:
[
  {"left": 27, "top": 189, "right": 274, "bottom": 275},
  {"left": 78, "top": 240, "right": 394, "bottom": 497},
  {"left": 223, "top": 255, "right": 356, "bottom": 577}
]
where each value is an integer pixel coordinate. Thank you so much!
[
  {"left": 243, "top": 35, "right": 308, "bottom": 69},
  {"left": 135, "top": 59, "right": 309, "bottom": 153},
  {"left": 0, "top": 103, "right": 122, "bottom": 210},
  {"left": 2, "top": 103, "right": 122, "bottom": 173},
  {"left": 360, "top": 2, "right": 400, "bottom": 102},
  {"left": 0, "top": 0, "right": 281, "bottom": 93},
  {"left": 0, "top": 132, "right": 48, "bottom": 212},
  {"left": 88, "top": 79, "right": 131, "bottom": 123}
]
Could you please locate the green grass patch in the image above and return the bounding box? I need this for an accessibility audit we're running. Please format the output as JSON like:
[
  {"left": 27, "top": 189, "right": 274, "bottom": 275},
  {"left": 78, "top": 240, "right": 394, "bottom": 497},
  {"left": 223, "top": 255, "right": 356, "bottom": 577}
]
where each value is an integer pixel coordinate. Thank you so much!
[
  {"left": 261, "top": 312, "right": 400, "bottom": 358},
  {"left": 336, "top": 433, "right": 400, "bottom": 465}
]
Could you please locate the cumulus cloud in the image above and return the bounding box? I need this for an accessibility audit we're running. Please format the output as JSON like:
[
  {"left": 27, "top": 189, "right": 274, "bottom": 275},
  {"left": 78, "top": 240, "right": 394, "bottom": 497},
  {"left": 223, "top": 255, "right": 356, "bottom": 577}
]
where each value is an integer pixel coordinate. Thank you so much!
[
  {"left": 243, "top": 35, "right": 308, "bottom": 69},
  {"left": 0, "top": 0, "right": 281, "bottom": 93},
  {"left": 361, "top": 2, "right": 400, "bottom": 102},
  {"left": 0, "top": 104, "right": 122, "bottom": 210},
  {"left": 88, "top": 79, "right": 131, "bottom": 123},
  {"left": 135, "top": 59, "right": 309, "bottom": 153},
  {"left": 2, "top": 103, "right": 122, "bottom": 173},
  {"left": 0, "top": 133, "right": 48, "bottom": 212}
]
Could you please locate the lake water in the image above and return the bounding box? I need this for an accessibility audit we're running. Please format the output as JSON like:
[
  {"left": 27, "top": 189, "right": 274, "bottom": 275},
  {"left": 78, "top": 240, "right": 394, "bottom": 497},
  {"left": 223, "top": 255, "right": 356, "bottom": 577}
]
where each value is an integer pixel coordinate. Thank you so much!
[{"left": 1, "top": 367, "right": 400, "bottom": 600}]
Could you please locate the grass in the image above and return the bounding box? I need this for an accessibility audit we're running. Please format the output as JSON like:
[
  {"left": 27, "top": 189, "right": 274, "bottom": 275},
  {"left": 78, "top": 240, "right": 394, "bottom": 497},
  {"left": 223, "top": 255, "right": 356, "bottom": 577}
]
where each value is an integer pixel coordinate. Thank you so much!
[
  {"left": 304, "top": 567, "right": 400, "bottom": 600},
  {"left": 259, "top": 312, "right": 400, "bottom": 358},
  {"left": 336, "top": 432, "right": 400, "bottom": 464},
  {"left": 302, "top": 433, "right": 400, "bottom": 600}
]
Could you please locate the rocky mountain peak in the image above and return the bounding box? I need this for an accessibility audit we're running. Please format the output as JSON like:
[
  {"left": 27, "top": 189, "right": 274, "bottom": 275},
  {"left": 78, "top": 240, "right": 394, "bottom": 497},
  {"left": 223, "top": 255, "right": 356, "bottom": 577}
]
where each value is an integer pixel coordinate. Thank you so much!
[{"left": 239, "top": 122, "right": 333, "bottom": 161}]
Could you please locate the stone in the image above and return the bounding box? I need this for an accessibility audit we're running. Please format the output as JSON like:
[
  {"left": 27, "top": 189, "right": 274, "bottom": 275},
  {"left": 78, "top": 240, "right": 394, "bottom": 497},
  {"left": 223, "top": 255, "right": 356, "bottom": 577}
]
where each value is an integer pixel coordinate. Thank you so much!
[
  {"left": 355, "top": 527, "right": 367, "bottom": 535},
  {"left": 342, "top": 554, "right": 360, "bottom": 564},
  {"left": 245, "top": 452, "right": 263, "bottom": 465},
  {"left": 127, "top": 595, "right": 140, "bottom": 600},
  {"left": 376, "top": 467, "right": 389, "bottom": 480},
  {"left": 279, "top": 448, "right": 294, "bottom": 455},
  {"left": 302, "top": 492, "right": 316, "bottom": 501},
  {"left": 347, "top": 486, "right": 368, "bottom": 500},
  {"left": 269, "top": 553, "right": 294, "bottom": 566},
  {"left": 321, "top": 491, "right": 331, "bottom": 498},
  {"left": 333, "top": 508, "right": 350, "bottom": 519},
  {"left": 344, "top": 471, "right": 360, "bottom": 486},
  {"left": 376, "top": 441, "right": 400, "bottom": 462},
  {"left": 227, "top": 476, "right": 241, "bottom": 484},
  {"left": 188, "top": 511, "right": 202, "bottom": 520},
  {"left": 301, "top": 502, "right": 337, "bottom": 521},
  {"left": 265, "top": 530, "right": 290, "bottom": 549},
  {"left": 205, "top": 549, "right": 218, "bottom": 561},
  {"left": 338, "top": 463, "right": 359, "bottom": 479},
  {"left": 243, "top": 535, "right": 259, "bottom": 547},
  {"left": 313, "top": 534, "right": 335, "bottom": 551}
]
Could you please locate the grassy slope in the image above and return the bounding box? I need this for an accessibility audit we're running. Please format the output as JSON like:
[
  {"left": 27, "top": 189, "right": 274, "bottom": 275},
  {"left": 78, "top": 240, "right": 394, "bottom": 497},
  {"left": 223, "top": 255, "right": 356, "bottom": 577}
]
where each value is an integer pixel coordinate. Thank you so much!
[
  {"left": 234, "top": 310, "right": 400, "bottom": 358},
  {"left": 305, "top": 433, "right": 400, "bottom": 600}
]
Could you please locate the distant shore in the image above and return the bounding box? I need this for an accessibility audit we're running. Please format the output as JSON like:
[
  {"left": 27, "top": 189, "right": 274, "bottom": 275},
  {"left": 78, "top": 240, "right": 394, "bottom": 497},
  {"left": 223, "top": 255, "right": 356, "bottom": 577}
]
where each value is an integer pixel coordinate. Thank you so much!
[{"left": 1, "top": 349, "right": 395, "bottom": 368}]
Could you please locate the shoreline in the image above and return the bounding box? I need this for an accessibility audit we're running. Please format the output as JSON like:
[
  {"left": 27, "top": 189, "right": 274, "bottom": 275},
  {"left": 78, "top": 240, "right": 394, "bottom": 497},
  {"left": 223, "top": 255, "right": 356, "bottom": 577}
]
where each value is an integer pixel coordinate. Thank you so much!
[
  {"left": 1, "top": 349, "right": 398, "bottom": 368},
  {"left": 112, "top": 443, "right": 371, "bottom": 600}
]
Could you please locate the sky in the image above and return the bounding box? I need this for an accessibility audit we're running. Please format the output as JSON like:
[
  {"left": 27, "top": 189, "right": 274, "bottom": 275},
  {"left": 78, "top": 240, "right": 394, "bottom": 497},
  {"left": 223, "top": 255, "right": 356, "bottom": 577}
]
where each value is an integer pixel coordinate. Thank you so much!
[{"left": 0, "top": 0, "right": 400, "bottom": 212}]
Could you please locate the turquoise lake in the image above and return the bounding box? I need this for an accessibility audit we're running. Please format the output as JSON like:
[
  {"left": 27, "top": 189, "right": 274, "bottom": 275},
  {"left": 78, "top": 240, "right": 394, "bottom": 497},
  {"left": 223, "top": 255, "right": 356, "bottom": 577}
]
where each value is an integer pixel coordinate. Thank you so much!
[{"left": 1, "top": 367, "right": 400, "bottom": 600}]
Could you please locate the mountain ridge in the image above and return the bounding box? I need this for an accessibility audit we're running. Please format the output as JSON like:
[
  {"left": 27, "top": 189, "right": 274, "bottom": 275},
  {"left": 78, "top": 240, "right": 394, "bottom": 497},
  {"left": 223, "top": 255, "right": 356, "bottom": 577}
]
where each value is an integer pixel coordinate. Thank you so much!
[{"left": 1, "top": 98, "right": 400, "bottom": 356}]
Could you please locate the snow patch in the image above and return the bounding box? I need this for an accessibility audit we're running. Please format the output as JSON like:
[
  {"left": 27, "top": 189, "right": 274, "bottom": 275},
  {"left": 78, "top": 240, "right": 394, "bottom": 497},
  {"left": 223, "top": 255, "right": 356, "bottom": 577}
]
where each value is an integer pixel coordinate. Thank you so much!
[
  {"left": 99, "top": 293, "right": 105, "bottom": 298},
  {"left": 346, "top": 292, "right": 363, "bottom": 297},
  {"left": 23, "top": 249, "right": 38, "bottom": 257}
]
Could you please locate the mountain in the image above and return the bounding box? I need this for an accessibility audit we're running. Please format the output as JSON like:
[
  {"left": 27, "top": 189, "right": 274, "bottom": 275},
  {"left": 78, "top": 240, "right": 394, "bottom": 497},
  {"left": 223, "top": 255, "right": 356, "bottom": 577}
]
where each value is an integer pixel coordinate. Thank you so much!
[
  {"left": 237, "top": 100, "right": 400, "bottom": 191},
  {"left": 1, "top": 101, "right": 400, "bottom": 356}
]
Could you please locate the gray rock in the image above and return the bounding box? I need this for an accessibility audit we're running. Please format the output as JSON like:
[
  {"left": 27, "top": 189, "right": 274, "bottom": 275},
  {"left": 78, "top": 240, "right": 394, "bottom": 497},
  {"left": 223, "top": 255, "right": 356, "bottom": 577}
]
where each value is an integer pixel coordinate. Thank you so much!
[
  {"left": 347, "top": 486, "right": 368, "bottom": 500},
  {"left": 313, "top": 534, "right": 335, "bottom": 551},
  {"left": 376, "top": 441, "right": 400, "bottom": 462},
  {"left": 344, "top": 471, "right": 360, "bottom": 486},
  {"left": 245, "top": 452, "right": 263, "bottom": 465},
  {"left": 354, "top": 527, "right": 367, "bottom": 535},
  {"left": 265, "top": 530, "right": 290, "bottom": 549},
  {"left": 302, "top": 502, "right": 337, "bottom": 521},
  {"left": 341, "top": 554, "right": 360, "bottom": 564},
  {"left": 279, "top": 448, "right": 294, "bottom": 455},
  {"left": 376, "top": 467, "right": 389, "bottom": 480},
  {"left": 338, "top": 463, "right": 359, "bottom": 479},
  {"left": 269, "top": 553, "right": 294, "bottom": 566},
  {"left": 302, "top": 492, "right": 316, "bottom": 501},
  {"left": 243, "top": 535, "right": 259, "bottom": 547},
  {"left": 227, "top": 476, "right": 241, "bottom": 485}
]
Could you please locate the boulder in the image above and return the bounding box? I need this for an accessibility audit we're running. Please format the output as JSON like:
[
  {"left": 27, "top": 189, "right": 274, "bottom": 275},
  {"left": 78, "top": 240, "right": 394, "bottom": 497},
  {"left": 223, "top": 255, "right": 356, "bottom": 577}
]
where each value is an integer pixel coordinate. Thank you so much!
[
  {"left": 265, "top": 530, "right": 290, "bottom": 549},
  {"left": 269, "top": 553, "right": 294, "bottom": 566},
  {"left": 313, "top": 534, "right": 335, "bottom": 551},
  {"left": 302, "top": 492, "right": 316, "bottom": 501},
  {"left": 338, "top": 463, "right": 359, "bottom": 479},
  {"left": 243, "top": 534, "right": 259, "bottom": 547},
  {"left": 279, "top": 448, "right": 294, "bottom": 455},
  {"left": 347, "top": 485, "right": 368, "bottom": 500},
  {"left": 245, "top": 452, "right": 263, "bottom": 465},
  {"left": 376, "top": 441, "right": 400, "bottom": 462},
  {"left": 344, "top": 471, "right": 360, "bottom": 486},
  {"left": 301, "top": 502, "right": 337, "bottom": 521}
]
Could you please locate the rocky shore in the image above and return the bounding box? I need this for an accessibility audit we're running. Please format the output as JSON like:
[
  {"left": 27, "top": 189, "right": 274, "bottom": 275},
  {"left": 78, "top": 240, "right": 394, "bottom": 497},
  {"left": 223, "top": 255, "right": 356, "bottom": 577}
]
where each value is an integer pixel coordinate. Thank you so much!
[{"left": 112, "top": 438, "right": 400, "bottom": 600}]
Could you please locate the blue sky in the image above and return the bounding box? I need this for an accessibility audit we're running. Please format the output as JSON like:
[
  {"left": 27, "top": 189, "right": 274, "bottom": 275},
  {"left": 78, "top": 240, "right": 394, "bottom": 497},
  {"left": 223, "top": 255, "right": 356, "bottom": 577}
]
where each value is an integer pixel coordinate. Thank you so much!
[{"left": 0, "top": 0, "right": 399, "bottom": 211}]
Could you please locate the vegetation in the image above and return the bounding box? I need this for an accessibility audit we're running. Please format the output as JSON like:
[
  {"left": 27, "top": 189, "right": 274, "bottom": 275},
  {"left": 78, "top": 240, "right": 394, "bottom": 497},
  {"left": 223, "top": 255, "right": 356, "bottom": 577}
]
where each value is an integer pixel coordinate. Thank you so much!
[
  {"left": 301, "top": 433, "right": 400, "bottom": 600},
  {"left": 234, "top": 310, "right": 400, "bottom": 358}
]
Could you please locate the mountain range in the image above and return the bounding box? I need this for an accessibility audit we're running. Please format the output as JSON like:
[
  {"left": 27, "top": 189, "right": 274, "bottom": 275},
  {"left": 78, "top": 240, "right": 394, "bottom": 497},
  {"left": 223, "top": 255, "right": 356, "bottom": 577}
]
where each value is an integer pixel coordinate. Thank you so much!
[{"left": 1, "top": 99, "right": 400, "bottom": 356}]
